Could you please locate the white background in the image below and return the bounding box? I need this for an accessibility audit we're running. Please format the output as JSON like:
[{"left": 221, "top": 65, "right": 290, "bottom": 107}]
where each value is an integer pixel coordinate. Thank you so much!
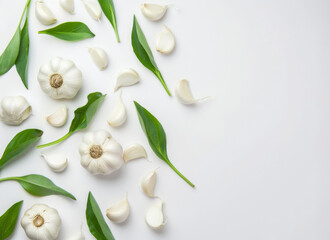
[{"left": 0, "top": 0, "right": 329, "bottom": 239}]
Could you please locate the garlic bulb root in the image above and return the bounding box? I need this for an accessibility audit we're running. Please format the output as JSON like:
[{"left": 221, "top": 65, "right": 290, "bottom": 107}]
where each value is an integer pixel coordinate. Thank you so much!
[{"left": 0, "top": 96, "right": 32, "bottom": 126}]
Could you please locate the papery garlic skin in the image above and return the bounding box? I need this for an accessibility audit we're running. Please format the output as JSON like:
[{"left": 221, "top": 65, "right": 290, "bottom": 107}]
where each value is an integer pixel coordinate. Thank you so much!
[
  {"left": 156, "top": 26, "right": 175, "bottom": 54},
  {"left": 107, "top": 92, "right": 126, "bottom": 127},
  {"left": 114, "top": 68, "right": 140, "bottom": 91},
  {"left": 42, "top": 154, "right": 68, "bottom": 172},
  {"left": 141, "top": 3, "right": 167, "bottom": 21},
  {"left": 82, "top": 0, "right": 102, "bottom": 20},
  {"left": 0, "top": 96, "right": 32, "bottom": 126},
  {"left": 60, "top": 0, "right": 74, "bottom": 14},
  {"left": 123, "top": 144, "right": 147, "bottom": 163},
  {"left": 46, "top": 105, "right": 68, "bottom": 127},
  {"left": 106, "top": 197, "right": 130, "bottom": 223},
  {"left": 175, "top": 79, "right": 209, "bottom": 105},
  {"left": 145, "top": 200, "right": 165, "bottom": 229},
  {"left": 79, "top": 130, "right": 123, "bottom": 175},
  {"left": 21, "top": 203, "right": 61, "bottom": 240},
  {"left": 88, "top": 47, "right": 108, "bottom": 70},
  {"left": 35, "top": 1, "right": 57, "bottom": 25},
  {"left": 38, "top": 57, "right": 82, "bottom": 99},
  {"left": 141, "top": 169, "right": 157, "bottom": 197}
]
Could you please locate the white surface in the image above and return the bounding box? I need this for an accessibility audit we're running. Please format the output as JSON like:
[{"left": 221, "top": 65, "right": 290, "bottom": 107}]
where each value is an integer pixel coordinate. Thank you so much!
[{"left": 0, "top": 0, "right": 330, "bottom": 239}]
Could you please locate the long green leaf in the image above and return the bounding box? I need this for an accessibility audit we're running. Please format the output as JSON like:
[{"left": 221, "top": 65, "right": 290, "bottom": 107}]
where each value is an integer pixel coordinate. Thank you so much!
[
  {"left": 39, "top": 22, "right": 95, "bottom": 41},
  {"left": 98, "top": 0, "right": 120, "bottom": 42},
  {"left": 0, "top": 129, "right": 43, "bottom": 170},
  {"left": 131, "top": 16, "right": 171, "bottom": 96},
  {"left": 86, "top": 192, "right": 115, "bottom": 240},
  {"left": 0, "top": 201, "right": 23, "bottom": 240},
  {"left": 134, "top": 101, "right": 194, "bottom": 187},
  {"left": 0, "top": 27, "right": 20, "bottom": 76},
  {"left": 37, "top": 92, "right": 106, "bottom": 149},
  {"left": 15, "top": 4, "right": 30, "bottom": 89},
  {"left": 0, "top": 174, "right": 76, "bottom": 200}
]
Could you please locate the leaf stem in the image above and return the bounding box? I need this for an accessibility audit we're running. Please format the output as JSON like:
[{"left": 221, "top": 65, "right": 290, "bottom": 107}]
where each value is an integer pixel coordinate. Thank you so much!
[
  {"left": 37, "top": 132, "right": 72, "bottom": 149},
  {"left": 155, "top": 70, "right": 171, "bottom": 96},
  {"left": 0, "top": 176, "right": 16, "bottom": 182},
  {"left": 166, "top": 160, "right": 195, "bottom": 188},
  {"left": 19, "top": 0, "right": 31, "bottom": 26},
  {"left": 115, "top": 28, "right": 120, "bottom": 43}
]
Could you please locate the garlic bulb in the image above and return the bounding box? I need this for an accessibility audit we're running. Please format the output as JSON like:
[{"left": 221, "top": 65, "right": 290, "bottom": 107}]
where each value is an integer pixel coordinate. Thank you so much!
[
  {"left": 41, "top": 154, "right": 68, "bottom": 172},
  {"left": 21, "top": 203, "right": 61, "bottom": 240},
  {"left": 156, "top": 26, "right": 175, "bottom": 54},
  {"left": 46, "top": 105, "right": 68, "bottom": 127},
  {"left": 79, "top": 130, "right": 123, "bottom": 175},
  {"left": 145, "top": 199, "right": 165, "bottom": 229},
  {"left": 175, "top": 79, "right": 209, "bottom": 105},
  {"left": 88, "top": 47, "right": 108, "bottom": 70},
  {"left": 141, "top": 169, "right": 157, "bottom": 197},
  {"left": 0, "top": 96, "right": 32, "bottom": 126},
  {"left": 141, "top": 3, "right": 168, "bottom": 21},
  {"left": 106, "top": 197, "right": 130, "bottom": 223},
  {"left": 114, "top": 68, "right": 140, "bottom": 91},
  {"left": 123, "top": 144, "right": 147, "bottom": 163},
  {"left": 107, "top": 92, "right": 126, "bottom": 127},
  {"left": 82, "top": 0, "right": 102, "bottom": 20},
  {"left": 60, "top": 0, "right": 74, "bottom": 14},
  {"left": 35, "top": 1, "right": 57, "bottom": 25},
  {"left": 38, "top": 57, "right": 82, "bottom": 99}
]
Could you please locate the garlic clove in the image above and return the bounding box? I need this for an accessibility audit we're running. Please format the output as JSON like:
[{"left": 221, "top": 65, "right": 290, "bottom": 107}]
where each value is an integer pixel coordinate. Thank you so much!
[
  {"left": 156, "top": 26, "right": 175, "bottom": 54},
  {"left": 0, "top": 96, "right": 32, "bottom": 126},
  {"left": 82, "top": 0, "right": 102, "bottom": 21},
  {"left": 67, "top": 226, "right": 85, "bottom": 240},
  {"left": 88, "top": 47, "right": 108, "bottom": 70},
  {"left": 141, "top": 3, "right": 168, "bottom": 21},
  {"left": 35, "top": 1, "right": 57, "bottom": 25},
  {"left": 106, "top": 197, "right": 130, "bottom": 223},
  {"left": 107, "top": 92, "right": 127, "bottom": 127},
  {"left": 46, "top": 105, "right": 68, "bottom": 127},
  {"left": 41, "top": 154, "right": 68, "bottom": 172},
  {"left": 175, "top": 79, "right": 209, "bottom": 105},
  {"left": 141, "top": 169, "right": 157, "bottom": 197},
  {"left": 60, "top": 0, "right": 75, "bottom": 14},
  {"left": 145, "top": 199, "right": 165, "bottom": 229},
  {"left": 123, "top": 144, "right": 147, "bottom": 163},
  {"left": 114, "top": 68, "right": 140, "bottom": 91}
]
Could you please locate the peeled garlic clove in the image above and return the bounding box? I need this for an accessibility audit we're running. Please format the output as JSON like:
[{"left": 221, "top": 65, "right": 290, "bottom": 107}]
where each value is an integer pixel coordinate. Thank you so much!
[
  {"left": 46, "top": 106, "right": 68, "bottom": 127},
  {"left": 60, "top": 0, "right": 74, "bottom": 14},
  {"left": 141, "top": 3, "right": 167, "bottom": 21},
  {"left": 123, "top": 144, "right": 147, "bottom": 163},
  {"left": 42, "top": 154, "right": 68, "bottom": 172},
  {"left": 107, "top": 92, "right": 126, "bottom": 127},
  {"left": 145, "top": 199, "right": 165, "bottom": 229},
  {"left": 141, "top": 169, "right": 157, "bottom": 197},
  {"left": 35, "top": 1, "right": 57, "bottom": 25},
  {"left": 156, "top": 26, "right": 175, "bottom": 54},
  {"left": 175, "top": 79, "right": 209, "bottom": 105},
  {"left": 0, "top": 96, "right": 32, "bottom": 126},
  {"left": 88, "top": 47, "right": 108, "bottom": 70},
  {"left": 106, "top": 197, "right": 130, "bottom": 223},
  {"left": 82, "top": 0, "right": 102, "bottom": 21},
  {"left": 67, "top": 227, "right": 85, "bottom": 240},
  {"left": 114, "top": 68, "right": 140, "bottom": 91}
]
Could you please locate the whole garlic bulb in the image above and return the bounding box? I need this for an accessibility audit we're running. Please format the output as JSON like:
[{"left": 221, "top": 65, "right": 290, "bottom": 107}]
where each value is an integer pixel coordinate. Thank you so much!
[
  {"left": 0, "top": 96, "right": 32, "bottom": 125},
  {"left": 37, "top": 57, "right": 82, "bottom": 99},
  {"left": 79, "top": 130, "right": 123, "bottom": 175},
  {"left": 21, "top": 203, "right": 61, "bottom": 240}
]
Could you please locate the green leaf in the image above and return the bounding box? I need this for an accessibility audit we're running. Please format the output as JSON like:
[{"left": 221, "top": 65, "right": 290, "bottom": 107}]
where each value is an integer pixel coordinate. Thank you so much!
[
  {"left": 0, "top": 129, "right": 43, "bottom": 170},
  {"left": 131, "top": 16, "right": 171, "bottom": 96},
  {"left": 86, "top": 192, "right": 115, "bottom": 240},
  {"left": 0, "top": 201, "right": 23, "bottom": 240},
  {"left": 15, "top": 7, "right": 30, "bottom": 89},
  {"left": 38, "top": 22, "right": 95, "bottom": 41},
  {"left": 0, "top": 174, "right": 76, "bottom": 200},
  {"left": 0, "top": 27, "right": 20, "bottom": 76},
  {"left": 98, "top": 0, "right": 120, "bottom": 42},
  {"left": 134, "top": 101, "right": 194, "bottom": 187},
  {"left": 37, "top": 92, "right": 106, "bottom": 149}
]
